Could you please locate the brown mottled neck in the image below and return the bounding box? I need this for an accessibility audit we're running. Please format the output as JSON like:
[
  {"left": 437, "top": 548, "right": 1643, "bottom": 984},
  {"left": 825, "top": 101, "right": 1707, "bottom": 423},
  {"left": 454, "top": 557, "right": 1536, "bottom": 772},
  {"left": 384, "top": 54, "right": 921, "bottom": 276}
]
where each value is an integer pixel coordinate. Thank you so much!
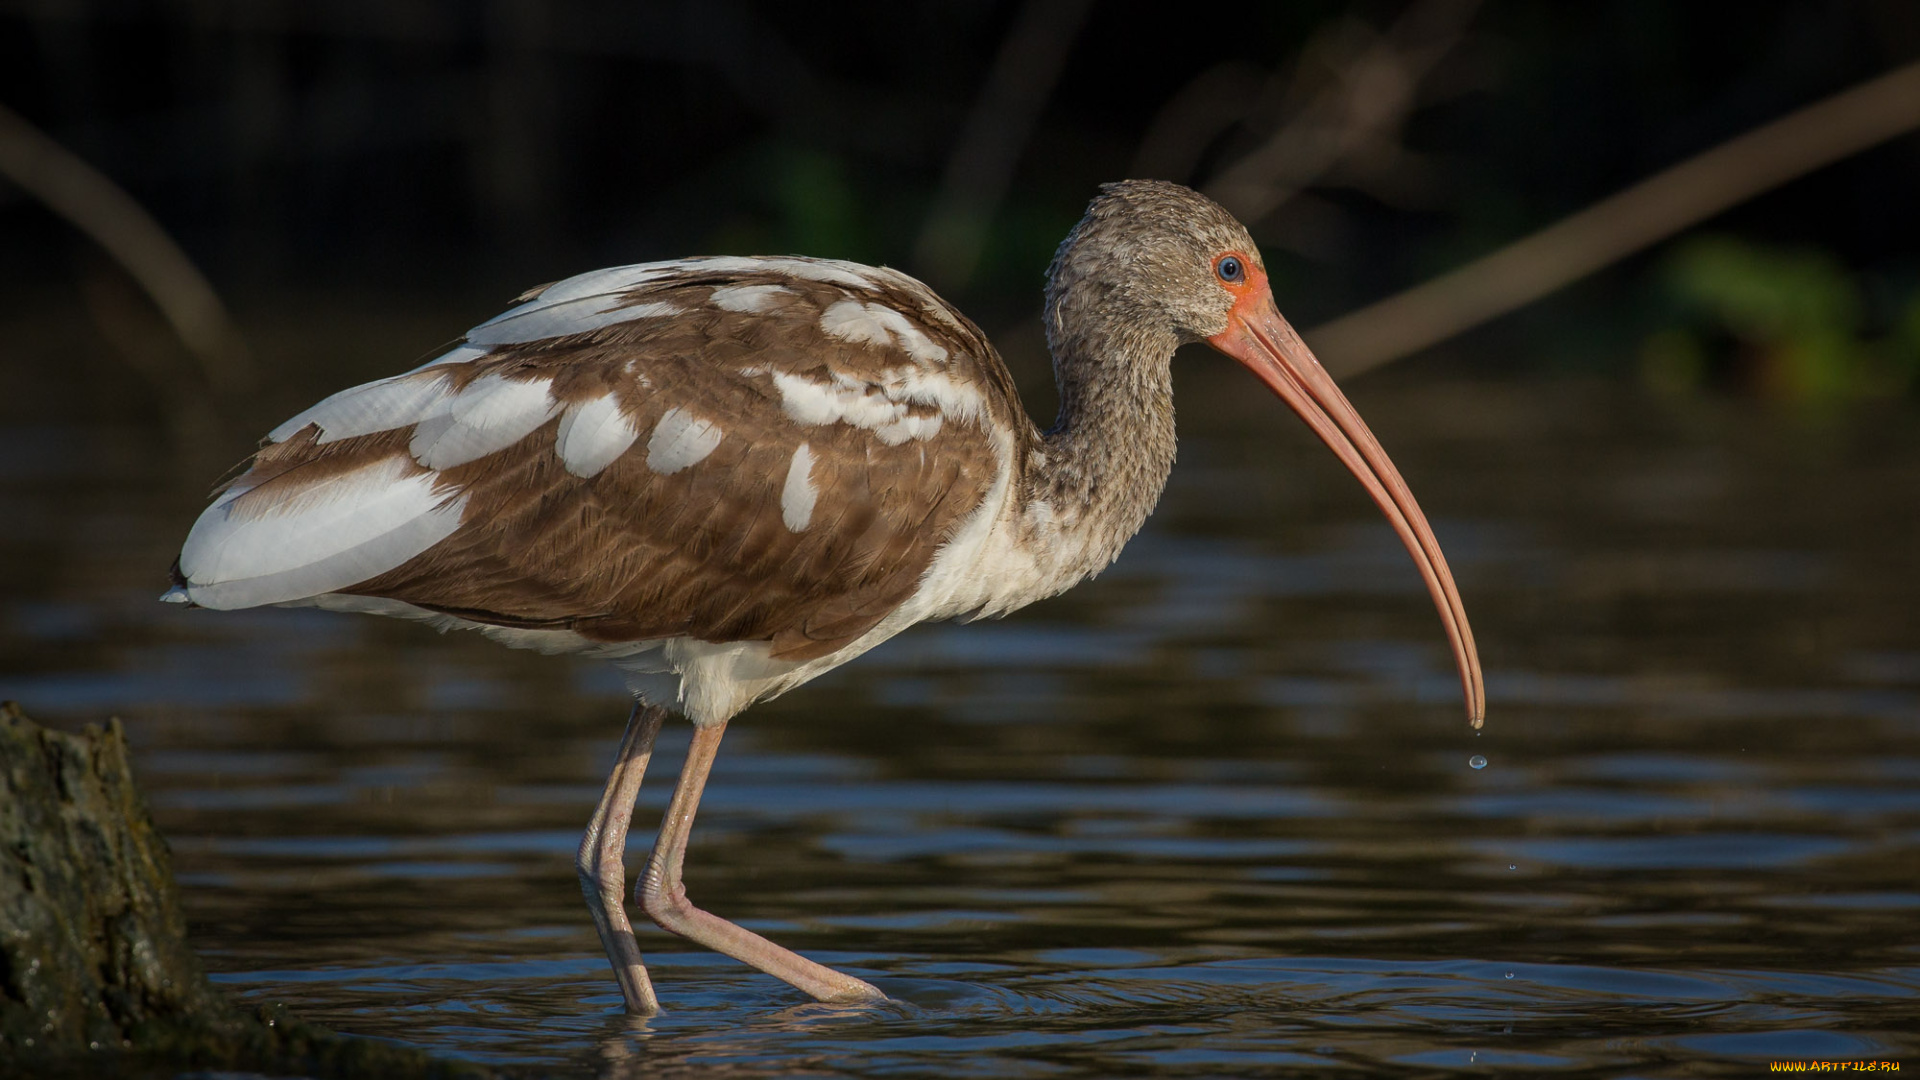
[
  {"left": 1004, "top": 178, "right": 1258, "bottom": 593},
  {"left": 1024, "top": 276, "right": 1182, "bottom": 582}
]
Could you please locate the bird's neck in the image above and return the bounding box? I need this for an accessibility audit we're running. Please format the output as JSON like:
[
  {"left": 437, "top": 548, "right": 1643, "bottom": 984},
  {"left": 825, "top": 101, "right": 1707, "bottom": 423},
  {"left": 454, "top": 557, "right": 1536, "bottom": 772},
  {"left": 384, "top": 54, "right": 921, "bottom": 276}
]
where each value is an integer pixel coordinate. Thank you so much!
[{"left": 1019, "top": 307, "right": 1180, "bottom": 591}]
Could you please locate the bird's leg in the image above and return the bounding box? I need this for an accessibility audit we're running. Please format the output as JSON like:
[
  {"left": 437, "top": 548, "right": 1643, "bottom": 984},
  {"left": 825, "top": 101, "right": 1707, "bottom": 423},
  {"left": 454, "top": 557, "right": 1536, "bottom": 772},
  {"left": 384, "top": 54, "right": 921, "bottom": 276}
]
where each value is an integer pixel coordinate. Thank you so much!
[
  {"left": 576, "top": 702, "right": 669, "bottom": 1015},
  {"left": 639, "top": 721, "right": 888, "bottom": 1004}
]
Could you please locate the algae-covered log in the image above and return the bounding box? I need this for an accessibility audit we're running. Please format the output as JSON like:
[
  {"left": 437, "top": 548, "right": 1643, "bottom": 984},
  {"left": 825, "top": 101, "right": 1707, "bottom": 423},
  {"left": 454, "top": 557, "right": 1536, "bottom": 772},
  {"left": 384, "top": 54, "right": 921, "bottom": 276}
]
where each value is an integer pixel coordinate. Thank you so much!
[
  {"left": 0, "top": 701, "right": 487, "bottom": 1077},
  {"left": 0, "top": 700, "right": 228, "bottom": 1050}
]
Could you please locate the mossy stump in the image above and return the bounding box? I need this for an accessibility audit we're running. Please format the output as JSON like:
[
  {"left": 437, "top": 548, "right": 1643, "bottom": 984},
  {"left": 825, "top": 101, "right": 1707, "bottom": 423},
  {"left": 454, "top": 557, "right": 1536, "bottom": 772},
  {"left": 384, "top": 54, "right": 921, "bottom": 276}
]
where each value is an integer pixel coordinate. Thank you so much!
[{"left": 0, "top": 701, "right": 488, "bottom": 1077}]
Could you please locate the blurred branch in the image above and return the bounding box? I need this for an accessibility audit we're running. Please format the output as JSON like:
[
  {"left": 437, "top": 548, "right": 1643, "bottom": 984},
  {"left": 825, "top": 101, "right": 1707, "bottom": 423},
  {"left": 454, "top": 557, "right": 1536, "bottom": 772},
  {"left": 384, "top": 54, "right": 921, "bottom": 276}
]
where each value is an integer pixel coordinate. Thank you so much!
[
  {"left": 0, "top": 100, "right": 253, "bottom": 395},
  {"left": 913, "top": 0, "right": 1096, "bottom": 292},
  {"left": 1127, "top": 61, "right": 1267, "bottom": 184},
  {"left": 1307, "top": 59, "right": 1920, "bottom": 378},
  {"left": 1200, "top": 0, "right": 1481, "bottom": 226}
]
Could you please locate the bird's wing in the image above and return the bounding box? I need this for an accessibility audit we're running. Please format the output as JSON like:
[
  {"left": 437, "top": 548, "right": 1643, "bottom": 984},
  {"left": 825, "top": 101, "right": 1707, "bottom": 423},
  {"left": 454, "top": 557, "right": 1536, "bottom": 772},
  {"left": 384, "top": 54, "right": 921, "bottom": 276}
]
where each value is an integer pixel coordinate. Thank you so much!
[{"left": 173, "top": 257, "right": 1023, "bottom": 660}]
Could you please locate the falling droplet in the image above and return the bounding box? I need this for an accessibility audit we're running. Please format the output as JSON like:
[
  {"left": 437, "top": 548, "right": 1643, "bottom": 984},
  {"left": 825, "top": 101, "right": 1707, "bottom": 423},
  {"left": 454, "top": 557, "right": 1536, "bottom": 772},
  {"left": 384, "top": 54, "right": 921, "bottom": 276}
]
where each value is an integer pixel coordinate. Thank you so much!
[
  {"left": 1507, "top": 864, "right": 1517, "bottom": 871},
  {"left": 1504, "top": 972, "right": 1515, "bottom": 980},
  {"left": 1469, "top": 754, "right": 1488, "bottom": 770}
]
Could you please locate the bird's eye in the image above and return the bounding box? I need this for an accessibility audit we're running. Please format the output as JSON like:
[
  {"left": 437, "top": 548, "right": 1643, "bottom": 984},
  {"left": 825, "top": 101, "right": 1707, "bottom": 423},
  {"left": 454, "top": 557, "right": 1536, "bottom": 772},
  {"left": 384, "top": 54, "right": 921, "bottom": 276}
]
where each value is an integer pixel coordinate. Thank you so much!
[{"left": 1215, "top": 255, "right": 1245, "bottom": 284}]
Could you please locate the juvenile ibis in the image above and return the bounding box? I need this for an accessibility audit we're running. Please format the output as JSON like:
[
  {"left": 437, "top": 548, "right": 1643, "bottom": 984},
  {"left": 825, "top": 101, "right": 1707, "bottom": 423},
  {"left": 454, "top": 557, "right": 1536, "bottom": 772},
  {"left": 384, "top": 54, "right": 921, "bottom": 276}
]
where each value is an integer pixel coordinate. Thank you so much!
[{"left": 165, "top": 180, "right": 1483, "bottom": 1013}]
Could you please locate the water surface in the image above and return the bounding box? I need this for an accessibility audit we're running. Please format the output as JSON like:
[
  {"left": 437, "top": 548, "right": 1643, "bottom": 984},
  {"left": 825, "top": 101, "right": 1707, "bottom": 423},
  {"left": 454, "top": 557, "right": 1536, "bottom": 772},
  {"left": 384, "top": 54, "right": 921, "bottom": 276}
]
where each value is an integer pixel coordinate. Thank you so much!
[{"left": 3, "top": 318, "right": 1916, "bottom": 1075}]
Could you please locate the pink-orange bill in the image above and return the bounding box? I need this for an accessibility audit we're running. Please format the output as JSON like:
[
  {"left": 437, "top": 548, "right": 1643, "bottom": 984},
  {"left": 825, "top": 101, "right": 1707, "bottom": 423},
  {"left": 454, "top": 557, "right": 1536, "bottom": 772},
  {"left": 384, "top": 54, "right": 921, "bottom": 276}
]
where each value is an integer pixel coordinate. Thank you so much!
[{"left": 1209, "top": 278, "right": 1485, "bottom": 728}]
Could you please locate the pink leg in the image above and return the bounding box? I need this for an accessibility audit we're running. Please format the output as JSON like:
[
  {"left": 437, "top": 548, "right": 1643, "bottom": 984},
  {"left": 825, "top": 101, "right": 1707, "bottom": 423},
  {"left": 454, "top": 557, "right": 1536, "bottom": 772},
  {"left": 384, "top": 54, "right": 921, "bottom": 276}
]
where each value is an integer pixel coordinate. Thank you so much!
[
  {"left": 575, "top": 703, "right": 668, "bottom": 1015},
  {"left": 638, "top": 721, "right": 889, "bottom": 1004}
]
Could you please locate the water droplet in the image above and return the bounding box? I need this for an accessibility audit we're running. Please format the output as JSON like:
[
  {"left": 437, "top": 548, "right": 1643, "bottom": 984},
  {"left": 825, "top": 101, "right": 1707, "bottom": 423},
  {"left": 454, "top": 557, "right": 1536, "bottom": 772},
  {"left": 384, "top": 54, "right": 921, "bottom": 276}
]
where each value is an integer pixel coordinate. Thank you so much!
[
  {"left": 1507, "top": 864, "right": 1517, "bottom": 871},
  {"left": 1469, "top": 754, "right": 1488, "bottom": 770},
  {"left": 1504, "top": 972, "right": 1515, "bottom": 980}
]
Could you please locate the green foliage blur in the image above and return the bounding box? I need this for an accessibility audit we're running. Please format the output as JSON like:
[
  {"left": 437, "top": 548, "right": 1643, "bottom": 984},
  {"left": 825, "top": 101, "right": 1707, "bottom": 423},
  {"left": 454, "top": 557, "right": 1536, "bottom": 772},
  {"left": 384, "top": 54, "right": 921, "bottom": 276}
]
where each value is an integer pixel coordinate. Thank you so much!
[{"left": 1643, "top": 236, "right": 1920, "bottom": 403}]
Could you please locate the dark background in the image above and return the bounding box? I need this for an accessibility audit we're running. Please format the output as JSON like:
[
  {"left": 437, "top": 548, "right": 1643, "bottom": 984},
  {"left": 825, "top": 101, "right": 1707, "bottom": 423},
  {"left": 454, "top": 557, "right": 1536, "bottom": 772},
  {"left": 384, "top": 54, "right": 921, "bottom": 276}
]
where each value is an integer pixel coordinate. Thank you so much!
[{"left": 4, "top": 0, "right": 1919, "bottom": 421}]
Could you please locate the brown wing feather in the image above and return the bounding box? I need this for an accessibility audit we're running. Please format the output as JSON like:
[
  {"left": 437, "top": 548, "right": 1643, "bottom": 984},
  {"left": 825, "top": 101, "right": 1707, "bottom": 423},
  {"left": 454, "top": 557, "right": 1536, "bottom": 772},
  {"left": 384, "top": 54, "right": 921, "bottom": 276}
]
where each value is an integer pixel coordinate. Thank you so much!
[{"left": 248, "top": 264, "right": 1020, "bottom": 662}]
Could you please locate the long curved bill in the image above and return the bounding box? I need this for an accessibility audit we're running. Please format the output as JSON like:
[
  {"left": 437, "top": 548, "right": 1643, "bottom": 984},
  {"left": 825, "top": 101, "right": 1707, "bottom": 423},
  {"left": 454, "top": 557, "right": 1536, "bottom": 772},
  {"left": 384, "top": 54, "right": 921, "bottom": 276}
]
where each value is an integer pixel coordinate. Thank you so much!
[{"left": 1208, "top": 282, "right": 1485, "bottom": 727}]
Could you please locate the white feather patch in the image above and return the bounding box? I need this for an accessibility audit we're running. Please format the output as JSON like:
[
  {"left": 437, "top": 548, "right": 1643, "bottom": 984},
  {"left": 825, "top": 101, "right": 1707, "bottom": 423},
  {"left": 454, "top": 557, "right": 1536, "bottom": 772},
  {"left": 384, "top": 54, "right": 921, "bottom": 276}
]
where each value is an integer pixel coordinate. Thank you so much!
[
  {"left": 178, "top": 456, "right": 468, "bottom": 609},
  {"left": 771, "top": 370, "right": 955, "bottom": 445},
  {"left": 781, "top": 443, "right": 816, "bottom": 531},
  {"left": 470, "top": 262, "right": 688, "bottom": 342},
  {"left": 269, "top": 371, "right": 456, "bottom": 444},
  {"left": 530, "top": 262, "right": 688, "bottom": 305},
  {"left": 865, "top": 267, "right": 967, "bottom": 331},
  {"left": 409, "top": 374, "right": 561, "bottom": 469},
  {"left": 895, "top": 323, "right": 950, "bottom": 364},
  {"left": 709, "top": 283, "right": 793, "bottom": 313},
  {"left": 887, "top": 365, "right": 986, "bottom": 423},
  {"left": 555, "top": 392, "right": 638, "bottom": 477},
  {"left": 407, "top": 344, "right": 490, "bottom": 373},
  {"left": 819, "top": 299, "right": 890, "bottom": 347},
  {"left": 819, "top": 300, "right": 948, "bottom": 363},
  {"left": 645, "top": 407, "right": 724, "bottom": 473},
  {"left": 466, "top": 297, "right": 682, "bottom": 346},
  {"left": 688, "top": 256, "right": 881, "bottom": 291}
]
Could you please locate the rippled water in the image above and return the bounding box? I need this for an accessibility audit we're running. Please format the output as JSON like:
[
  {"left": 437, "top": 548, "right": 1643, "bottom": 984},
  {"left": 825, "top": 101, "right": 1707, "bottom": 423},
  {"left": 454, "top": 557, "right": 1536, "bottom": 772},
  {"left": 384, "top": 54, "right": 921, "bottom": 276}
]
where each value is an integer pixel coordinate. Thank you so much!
[{"left": 4, "top": 314, "right": 1917, "bottom": 1075}]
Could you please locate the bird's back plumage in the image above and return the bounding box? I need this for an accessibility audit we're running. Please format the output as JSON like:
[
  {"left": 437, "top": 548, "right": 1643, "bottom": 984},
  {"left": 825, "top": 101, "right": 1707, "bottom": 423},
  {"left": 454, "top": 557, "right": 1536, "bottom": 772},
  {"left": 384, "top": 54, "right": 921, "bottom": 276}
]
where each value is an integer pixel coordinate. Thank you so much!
[{"left": 172, "top": 256, "right": 1034, "bottom": 670}]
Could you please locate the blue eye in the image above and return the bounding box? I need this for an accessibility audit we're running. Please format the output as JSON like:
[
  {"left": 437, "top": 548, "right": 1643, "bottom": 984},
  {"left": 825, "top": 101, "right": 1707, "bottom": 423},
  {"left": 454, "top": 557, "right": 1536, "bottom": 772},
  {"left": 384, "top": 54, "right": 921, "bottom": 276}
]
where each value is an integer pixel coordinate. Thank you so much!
[{"left": 1216, "top": 255, "right": 1245, "bottom": 283}]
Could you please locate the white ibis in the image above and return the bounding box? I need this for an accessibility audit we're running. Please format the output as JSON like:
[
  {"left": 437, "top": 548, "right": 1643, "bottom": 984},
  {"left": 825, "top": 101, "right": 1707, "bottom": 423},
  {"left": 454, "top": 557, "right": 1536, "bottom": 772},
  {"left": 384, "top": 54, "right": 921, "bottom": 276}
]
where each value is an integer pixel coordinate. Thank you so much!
[{"left": 164, "top": 180, "right": 1483, "bottom": 1014}]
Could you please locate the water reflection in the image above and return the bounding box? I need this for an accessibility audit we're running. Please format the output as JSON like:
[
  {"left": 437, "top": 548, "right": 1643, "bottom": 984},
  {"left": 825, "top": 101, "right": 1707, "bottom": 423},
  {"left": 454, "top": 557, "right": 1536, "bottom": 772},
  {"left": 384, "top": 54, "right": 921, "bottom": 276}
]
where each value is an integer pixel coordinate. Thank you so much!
[{"left": 3, "top": 358, "right": 1918, "bottom": 1073}]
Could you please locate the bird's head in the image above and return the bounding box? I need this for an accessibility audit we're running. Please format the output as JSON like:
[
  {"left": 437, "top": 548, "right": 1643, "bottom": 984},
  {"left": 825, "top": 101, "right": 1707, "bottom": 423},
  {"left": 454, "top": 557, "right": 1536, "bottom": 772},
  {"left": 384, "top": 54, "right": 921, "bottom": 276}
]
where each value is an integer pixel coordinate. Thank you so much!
[
  {"left": 1044, "top": 179, "right": 1262, "bottom": 348},
  {"left": 1049, "top": 179, "right": 1485, "bottom": 727}
]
